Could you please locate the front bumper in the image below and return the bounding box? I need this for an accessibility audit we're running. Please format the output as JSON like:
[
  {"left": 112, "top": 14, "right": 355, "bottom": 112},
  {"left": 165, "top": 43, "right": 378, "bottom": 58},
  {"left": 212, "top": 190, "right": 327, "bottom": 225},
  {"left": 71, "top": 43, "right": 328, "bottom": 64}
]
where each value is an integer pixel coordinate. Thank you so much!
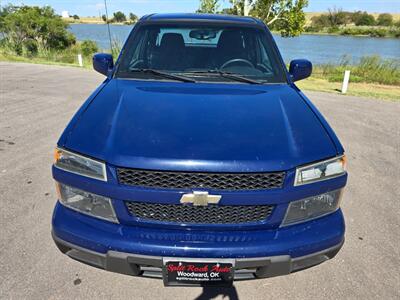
[
  {"left": 52, "top": 203, "right": 345, "bottom": 280},
  {"left": 53, "top": 233, "right": 343, "bottom": 280}
]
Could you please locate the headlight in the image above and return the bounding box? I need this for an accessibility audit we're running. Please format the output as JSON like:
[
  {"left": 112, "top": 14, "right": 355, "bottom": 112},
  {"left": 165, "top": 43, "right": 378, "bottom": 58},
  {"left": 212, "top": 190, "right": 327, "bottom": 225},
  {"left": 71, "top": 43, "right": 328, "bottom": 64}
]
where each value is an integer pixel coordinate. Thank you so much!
[
  {"left": 54, "top": 148, "right": 107, "bottom": 181},
  {"left": 294, "top": 155, "right": 346, "bottom": 186},
  {"left": 282, "top": 189, "right": 343, "bottom": 226},
  {"left": 56, "top": 182, "right": 118, "bottom": 223}
]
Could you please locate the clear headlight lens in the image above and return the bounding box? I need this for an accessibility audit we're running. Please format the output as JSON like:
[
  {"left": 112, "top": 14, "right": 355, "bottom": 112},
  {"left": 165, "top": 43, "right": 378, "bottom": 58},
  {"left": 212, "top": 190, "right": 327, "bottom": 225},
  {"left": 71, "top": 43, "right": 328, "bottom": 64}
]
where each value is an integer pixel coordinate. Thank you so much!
[
  {"left": 56, "top": 182, "right": 118, "bottom": 223},
  {"left": 295, "top": 156, "right": 346, "bottom": 186},
  {"left": 54, "top": 148, "right": 107, "bottom": 181},
  {"left": 282, "top": 189, "right": 343, "bottom": 226}
]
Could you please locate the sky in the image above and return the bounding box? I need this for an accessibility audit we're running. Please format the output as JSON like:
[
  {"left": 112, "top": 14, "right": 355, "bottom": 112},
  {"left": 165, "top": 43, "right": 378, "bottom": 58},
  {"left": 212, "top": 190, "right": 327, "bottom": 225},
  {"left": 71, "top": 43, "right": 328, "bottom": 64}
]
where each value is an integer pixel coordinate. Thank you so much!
[{"left": 3, "top": 0, "right": 400, "bottom": 17}]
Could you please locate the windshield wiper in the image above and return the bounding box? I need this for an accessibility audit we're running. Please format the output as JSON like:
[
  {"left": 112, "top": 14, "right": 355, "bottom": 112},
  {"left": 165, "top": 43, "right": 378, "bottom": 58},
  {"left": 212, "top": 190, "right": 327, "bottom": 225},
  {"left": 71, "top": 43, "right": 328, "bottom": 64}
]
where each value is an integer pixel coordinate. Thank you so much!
[
  {"left": 182, "top": 70, "right": 261, "bottom": 84},
  {"left": 128, "top": 68, "right": 196, "bottom": 83}
]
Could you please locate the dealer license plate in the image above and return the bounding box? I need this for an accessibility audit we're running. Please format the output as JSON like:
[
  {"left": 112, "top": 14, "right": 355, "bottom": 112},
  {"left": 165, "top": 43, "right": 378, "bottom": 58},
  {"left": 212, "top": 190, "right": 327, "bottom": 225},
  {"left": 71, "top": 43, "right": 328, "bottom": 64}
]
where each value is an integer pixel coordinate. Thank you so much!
[{"left": 163, "top": 258, "right": 234, "bottom": 287}]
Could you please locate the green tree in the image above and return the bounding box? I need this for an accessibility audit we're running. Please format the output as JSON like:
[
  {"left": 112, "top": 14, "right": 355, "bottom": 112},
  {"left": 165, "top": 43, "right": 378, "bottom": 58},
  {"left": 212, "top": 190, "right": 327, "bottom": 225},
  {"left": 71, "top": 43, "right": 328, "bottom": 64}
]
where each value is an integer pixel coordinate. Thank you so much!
[
  {"left": 72, "top": 14, "right": 80, "bottom": 20},
  {"left": 197, "top": 0, "right": 220, "bottom": 13},
  {"left": 219, "top": 7, "right": 237, "bottom": 15},
  {"left": 215, "top": 0, "right": 309, "bottom": 36},
  {"left": 101, "top": 14, "right": 107, "bottom": 22},
  {"left": 0, "top": 4, "right": 17, "bottom": 17},
  {"left": 327, "top": 7, "right": 351, "bottom": 27},
  {"left": 252, "top": 0, "right": 309, "bottom": 37},
  {"left": 354, "top": 12, "right": 375, "bottom": 26},
  {"left": 228, "top": 0, "right": 245, "bottom": 16},
  {"left": 377, "top": 13, "right": 393, "bottom": 26},
  {"left": 223, "top": 0, "right": 309, "bottom": 36},
  {"left": 310, "top": 14, "right": 330, "bottom": 29},
  {"left": 351, "top": 11, "right": 362, "bottom": 24},
  {"left": 129, "top": 13, "right": 138, "bottom": 22},
  {"left": 80, "top": 40, "right": 98, "bottom": 56},
  {"left": 112, "top": 11, "right": 126, "bottom": 22},
  {"left": 0, "top": 5, "right": 75, "bottom": 55}
]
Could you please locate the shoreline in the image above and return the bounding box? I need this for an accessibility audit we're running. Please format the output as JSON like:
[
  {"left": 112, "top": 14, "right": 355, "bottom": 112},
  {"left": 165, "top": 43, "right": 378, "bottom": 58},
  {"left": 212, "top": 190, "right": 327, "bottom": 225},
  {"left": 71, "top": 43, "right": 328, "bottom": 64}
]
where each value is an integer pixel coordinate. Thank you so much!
[
  {"left": 270, "top": 30, "right": 399, "bottom": 38},
  {"left": 66, "top": 20, "right": 133, "bottom": 26}
]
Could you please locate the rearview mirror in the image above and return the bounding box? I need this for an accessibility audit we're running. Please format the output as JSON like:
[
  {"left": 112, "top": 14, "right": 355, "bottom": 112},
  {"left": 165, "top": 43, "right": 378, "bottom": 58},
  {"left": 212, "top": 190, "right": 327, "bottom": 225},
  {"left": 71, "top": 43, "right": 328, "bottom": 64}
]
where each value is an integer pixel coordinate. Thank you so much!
[
  {"left": 93, "top": 53, "right": 114, "bottom": 76},
  {"left": 189, "top": 29, "right": 217, "bottom": 40},
  {"left": 289, "top": 59, "right": 312, "bottom": 82}
]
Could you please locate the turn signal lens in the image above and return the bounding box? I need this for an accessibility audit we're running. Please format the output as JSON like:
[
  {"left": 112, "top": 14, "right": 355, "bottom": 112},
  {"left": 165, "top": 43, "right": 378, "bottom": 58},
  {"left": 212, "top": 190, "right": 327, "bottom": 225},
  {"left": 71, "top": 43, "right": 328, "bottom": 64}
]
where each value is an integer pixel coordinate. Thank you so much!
[
  {"left": 295, "top": 156, "right": 346, "bottom": 186},
  {"left": 54, "top": 148, "right": 107, "bottom": 181}
]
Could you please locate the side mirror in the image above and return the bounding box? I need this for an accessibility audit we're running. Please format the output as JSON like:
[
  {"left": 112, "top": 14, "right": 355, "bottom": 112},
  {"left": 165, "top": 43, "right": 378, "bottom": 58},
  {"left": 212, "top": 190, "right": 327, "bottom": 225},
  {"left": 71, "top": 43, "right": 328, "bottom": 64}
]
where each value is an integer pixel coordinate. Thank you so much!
[
  {"left": 289, "top": 59, "right": 312, "bottom": 82},
  {"left": 93, "top": 53, "right": 114, "bottom": 76}
]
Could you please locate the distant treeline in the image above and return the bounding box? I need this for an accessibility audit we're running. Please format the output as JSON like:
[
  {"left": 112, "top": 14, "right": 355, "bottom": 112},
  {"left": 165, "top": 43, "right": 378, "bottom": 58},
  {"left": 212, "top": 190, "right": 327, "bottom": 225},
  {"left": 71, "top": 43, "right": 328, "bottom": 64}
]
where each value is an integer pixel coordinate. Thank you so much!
[
  {"left": 101, "top": 11, "right": 138, "bottom": 24},
  {"left": 306, "top": 9, "right": 400, "bottom": 37},
  {"left": 65, "top": 11, "right": 138, "bottom": 25}
]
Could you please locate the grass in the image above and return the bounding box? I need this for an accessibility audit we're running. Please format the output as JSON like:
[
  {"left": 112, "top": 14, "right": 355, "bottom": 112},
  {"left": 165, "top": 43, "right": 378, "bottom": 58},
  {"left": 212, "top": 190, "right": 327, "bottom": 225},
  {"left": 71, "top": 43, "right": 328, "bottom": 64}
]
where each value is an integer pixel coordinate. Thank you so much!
[
  {"left": 297, "top": 77, "right": 400, "bottom": 101},
  {"left": 340, "top": 26, "right": 400, "bottom": 38},
  {"left": 0, "top": 51, "right": 92, "bottom": 68},
  {"left": 312, "top": 56, "right": 400, "bottom": 86},
  {"left": 0, "top": 40, "right": 110, "bottom": 69},
  {"left": 298, "top": 56, "right": 400, "bottom": 101}
]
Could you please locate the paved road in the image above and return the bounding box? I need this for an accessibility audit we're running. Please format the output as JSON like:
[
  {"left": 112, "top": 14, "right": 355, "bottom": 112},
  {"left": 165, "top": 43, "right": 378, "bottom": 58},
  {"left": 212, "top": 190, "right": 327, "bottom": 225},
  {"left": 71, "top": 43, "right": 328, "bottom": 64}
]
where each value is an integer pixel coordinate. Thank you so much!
[{"left": 0, "top": 62, "right": 399, "bottom": 300}]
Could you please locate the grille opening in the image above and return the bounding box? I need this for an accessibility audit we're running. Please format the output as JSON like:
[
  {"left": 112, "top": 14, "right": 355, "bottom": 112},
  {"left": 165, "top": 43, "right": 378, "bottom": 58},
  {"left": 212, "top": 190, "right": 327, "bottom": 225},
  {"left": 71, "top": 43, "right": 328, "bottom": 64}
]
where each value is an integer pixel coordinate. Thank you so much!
[
  {"left": 125, "top": 201, "right": 274, "bottom": 224},
  {"left": 117, "top": 168, "right": 285, "bottom": 191}
]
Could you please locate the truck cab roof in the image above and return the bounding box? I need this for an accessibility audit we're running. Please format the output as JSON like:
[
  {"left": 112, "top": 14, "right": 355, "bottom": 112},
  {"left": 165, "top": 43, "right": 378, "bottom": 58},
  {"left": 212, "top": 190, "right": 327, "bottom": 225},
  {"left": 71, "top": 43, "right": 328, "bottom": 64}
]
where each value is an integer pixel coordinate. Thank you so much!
[{"left": 140, "top": 13, "right": 264, "bottom": 26}]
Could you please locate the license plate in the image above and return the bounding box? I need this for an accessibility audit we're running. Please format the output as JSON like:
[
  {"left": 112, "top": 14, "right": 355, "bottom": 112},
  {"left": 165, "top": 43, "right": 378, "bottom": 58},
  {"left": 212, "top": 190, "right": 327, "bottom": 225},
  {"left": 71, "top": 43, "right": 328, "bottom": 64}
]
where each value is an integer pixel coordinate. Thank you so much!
[{"left": 163, "top": 258, "right": 234, "bottom": 287}]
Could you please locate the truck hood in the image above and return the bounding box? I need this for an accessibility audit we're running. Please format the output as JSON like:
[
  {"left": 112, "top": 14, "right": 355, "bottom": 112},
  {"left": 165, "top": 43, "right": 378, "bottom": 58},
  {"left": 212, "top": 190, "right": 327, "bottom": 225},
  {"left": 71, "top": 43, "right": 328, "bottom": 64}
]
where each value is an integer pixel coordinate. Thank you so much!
[{"left": 62, "top": 79, "right": 337, "bottom": 172}]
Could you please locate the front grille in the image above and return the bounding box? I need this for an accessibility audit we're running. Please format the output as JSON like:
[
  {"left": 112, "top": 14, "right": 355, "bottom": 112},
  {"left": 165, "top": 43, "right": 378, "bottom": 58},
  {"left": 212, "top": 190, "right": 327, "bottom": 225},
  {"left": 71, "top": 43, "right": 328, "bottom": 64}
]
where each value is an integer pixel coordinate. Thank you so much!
[
  {"left": 117, "top": 169, "right": 285, "bottom": 190},
  {"left": 125, "top": 201, "right": 274, "bottom": 224}
]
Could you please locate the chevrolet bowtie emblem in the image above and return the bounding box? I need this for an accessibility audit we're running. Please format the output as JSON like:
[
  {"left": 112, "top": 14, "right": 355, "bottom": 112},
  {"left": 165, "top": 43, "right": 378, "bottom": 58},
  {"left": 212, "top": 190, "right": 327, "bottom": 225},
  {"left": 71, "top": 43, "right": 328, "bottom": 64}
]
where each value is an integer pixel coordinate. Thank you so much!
[{"left": 180, "top": 191, "right": 222, "bottom": 206}]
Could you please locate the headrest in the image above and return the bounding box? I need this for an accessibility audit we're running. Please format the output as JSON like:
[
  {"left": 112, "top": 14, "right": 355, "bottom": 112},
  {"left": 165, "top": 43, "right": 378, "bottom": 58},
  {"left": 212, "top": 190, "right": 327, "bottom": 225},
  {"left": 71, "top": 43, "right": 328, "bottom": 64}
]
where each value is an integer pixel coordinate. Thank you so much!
[
  {"left": 160, "top": 33, "right": 185, "bottom": 51},
  {"left": 217, "top": 30, "right": 243, "bottom": 50}
]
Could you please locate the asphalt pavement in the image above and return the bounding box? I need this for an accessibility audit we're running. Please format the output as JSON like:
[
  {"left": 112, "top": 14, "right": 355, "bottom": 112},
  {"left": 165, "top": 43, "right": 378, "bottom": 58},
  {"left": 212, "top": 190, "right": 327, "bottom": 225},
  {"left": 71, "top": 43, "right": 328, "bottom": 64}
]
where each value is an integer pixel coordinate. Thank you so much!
[{"left": 0, "top": 62, "right": 399, "bottom": 299}]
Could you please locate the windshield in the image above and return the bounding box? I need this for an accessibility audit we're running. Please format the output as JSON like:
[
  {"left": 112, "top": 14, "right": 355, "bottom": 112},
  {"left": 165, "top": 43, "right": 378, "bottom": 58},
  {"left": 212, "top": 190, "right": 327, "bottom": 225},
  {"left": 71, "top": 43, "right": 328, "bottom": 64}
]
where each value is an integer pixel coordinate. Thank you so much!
[{"left": 116, "top": 24, "right": 287, "bottom": 84}]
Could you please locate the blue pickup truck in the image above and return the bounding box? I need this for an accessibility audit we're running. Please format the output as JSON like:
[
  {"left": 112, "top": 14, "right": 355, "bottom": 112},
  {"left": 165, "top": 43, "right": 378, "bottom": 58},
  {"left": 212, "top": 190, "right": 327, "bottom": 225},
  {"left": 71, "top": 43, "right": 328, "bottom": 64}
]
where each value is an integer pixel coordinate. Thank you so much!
[{"left": 52, "top": 13, "right": 347, "bottom": 286}]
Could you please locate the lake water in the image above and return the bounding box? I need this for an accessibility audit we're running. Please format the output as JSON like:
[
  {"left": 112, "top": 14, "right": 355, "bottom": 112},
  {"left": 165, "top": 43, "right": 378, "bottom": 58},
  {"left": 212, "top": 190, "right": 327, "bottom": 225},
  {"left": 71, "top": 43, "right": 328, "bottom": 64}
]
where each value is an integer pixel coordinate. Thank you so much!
[{"left": 69, "top": 24, "right": 400, "bottom": 65}]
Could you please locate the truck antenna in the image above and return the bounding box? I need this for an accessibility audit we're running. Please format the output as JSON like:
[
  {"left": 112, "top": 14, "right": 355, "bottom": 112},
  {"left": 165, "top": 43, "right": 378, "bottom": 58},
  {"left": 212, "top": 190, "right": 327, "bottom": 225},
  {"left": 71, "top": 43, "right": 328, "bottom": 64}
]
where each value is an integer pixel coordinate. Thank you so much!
[{"left": 104, "top": 0, "right": 113, "bottom": 52}]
